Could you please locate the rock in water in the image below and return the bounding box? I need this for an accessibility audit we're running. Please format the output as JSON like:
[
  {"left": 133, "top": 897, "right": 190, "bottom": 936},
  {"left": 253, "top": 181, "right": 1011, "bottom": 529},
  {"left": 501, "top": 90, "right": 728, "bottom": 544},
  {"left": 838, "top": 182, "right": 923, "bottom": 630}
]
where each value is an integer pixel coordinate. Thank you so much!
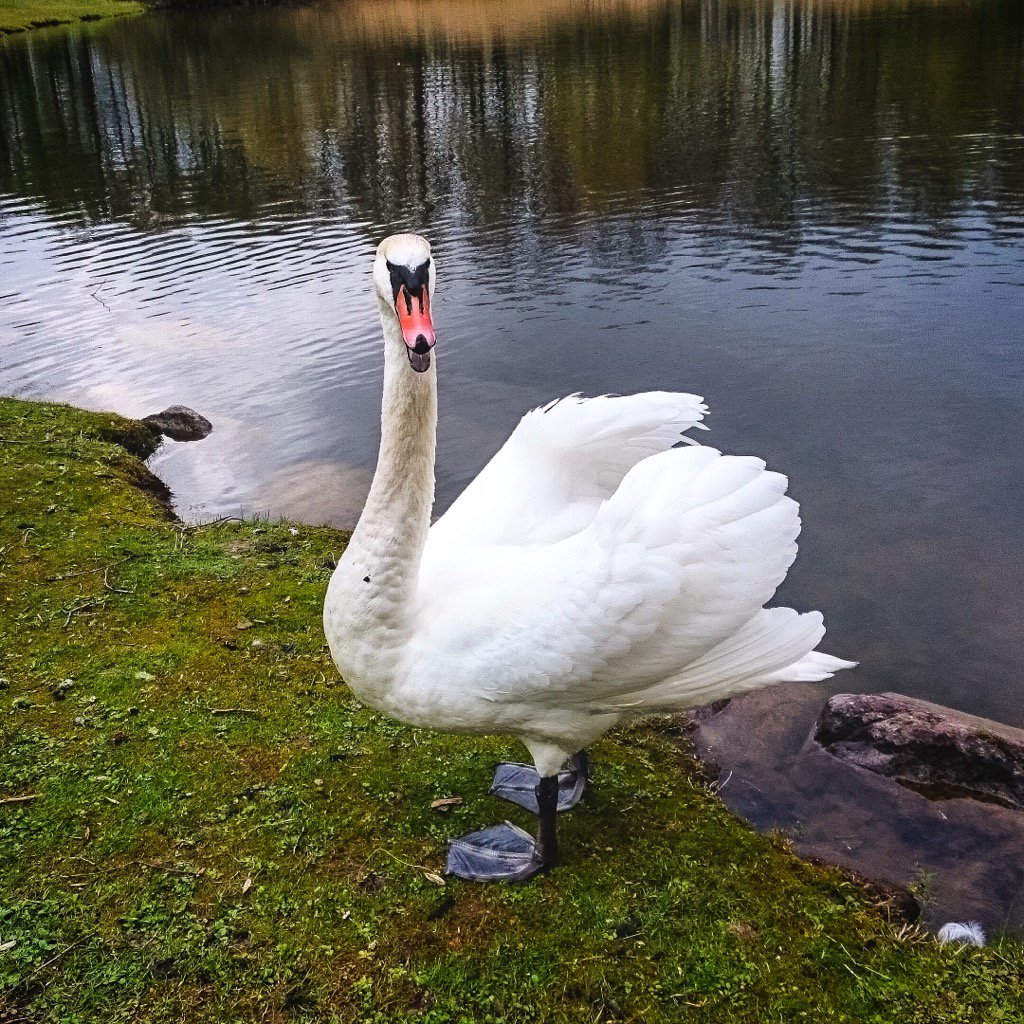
[
  {"left": 814, "top": 692, "right": 1024, "bottom": 809},
  {"left": 142, "top": 406, "right": 212, "bottom": 442}
]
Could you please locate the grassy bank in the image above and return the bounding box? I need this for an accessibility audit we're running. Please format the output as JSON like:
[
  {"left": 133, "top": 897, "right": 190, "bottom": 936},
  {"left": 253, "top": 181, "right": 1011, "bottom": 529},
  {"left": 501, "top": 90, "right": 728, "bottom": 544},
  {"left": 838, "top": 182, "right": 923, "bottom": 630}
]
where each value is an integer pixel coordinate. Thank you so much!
[
  {"left": 0, "top": 0, "right": 142, "bottom": 33},
  {"left": 0, "top": 395, "right": 1021, "bottom": 1023}
]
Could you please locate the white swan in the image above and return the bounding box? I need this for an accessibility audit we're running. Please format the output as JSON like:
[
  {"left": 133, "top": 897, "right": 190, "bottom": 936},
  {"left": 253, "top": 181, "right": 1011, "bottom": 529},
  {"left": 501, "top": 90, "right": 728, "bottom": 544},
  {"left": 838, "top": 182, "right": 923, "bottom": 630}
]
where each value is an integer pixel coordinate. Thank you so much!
[{"left": 324, "top": 233, "right": 855, "bottom": 881}]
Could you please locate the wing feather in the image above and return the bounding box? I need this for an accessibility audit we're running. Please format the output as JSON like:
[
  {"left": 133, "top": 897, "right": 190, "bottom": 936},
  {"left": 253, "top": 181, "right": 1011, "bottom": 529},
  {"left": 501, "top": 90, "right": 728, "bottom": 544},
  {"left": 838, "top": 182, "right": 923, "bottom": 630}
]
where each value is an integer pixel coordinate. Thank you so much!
[
  {"left": 411, "top": 439, "right": 840, "bottom": 716},
  {"left": 426, "top": 392, "right": 708, "bottom": 552}
]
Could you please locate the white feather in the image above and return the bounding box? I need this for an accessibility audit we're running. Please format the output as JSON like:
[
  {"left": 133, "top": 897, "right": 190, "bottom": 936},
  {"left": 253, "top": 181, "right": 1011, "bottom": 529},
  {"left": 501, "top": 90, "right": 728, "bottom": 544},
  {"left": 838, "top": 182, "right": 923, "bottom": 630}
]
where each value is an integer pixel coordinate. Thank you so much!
[
  {"left": 937, "top": 922, "right": 986, "bottom": 947},
  {"left": 427, "top": 391, "right": 708, "bottom": 550},
  {"left": 411, "top": 438, "right": 854, "bottom": 743}
]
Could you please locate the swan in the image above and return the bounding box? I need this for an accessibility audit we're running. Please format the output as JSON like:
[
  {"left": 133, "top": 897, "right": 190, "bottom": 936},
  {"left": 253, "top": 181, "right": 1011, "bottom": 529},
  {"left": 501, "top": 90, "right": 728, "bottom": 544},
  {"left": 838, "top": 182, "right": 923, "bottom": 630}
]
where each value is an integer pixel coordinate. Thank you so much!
[{"left": 323, "top": 233, "right": 855, "bottom": 882}]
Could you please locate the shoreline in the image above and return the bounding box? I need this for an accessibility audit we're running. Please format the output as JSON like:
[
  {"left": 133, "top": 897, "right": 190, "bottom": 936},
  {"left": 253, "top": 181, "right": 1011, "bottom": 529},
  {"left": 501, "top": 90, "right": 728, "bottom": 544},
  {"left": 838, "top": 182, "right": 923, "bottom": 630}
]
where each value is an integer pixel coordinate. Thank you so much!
[
  {"left": 2, "top": 393, "right": 1021, "bottom": 1020},
  {"left": 0, "top": 0, "right": 144, "bottom": 35},
  {"left": 0, "top": 0, "right": 308, "bottom": 36}
]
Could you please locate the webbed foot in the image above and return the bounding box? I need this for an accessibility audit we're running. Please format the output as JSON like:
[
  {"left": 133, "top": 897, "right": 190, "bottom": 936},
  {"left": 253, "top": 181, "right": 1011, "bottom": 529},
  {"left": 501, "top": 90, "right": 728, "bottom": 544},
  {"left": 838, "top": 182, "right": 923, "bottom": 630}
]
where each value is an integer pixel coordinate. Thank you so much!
[
  {"left": 446, "top": 822, "right": 549, "bottom": 882},
  {"left": 490, "top": 750, "right": 589, "bottom": 814},
  {"left": 447, "top": 776, "right": 562, "bottom": 883}
]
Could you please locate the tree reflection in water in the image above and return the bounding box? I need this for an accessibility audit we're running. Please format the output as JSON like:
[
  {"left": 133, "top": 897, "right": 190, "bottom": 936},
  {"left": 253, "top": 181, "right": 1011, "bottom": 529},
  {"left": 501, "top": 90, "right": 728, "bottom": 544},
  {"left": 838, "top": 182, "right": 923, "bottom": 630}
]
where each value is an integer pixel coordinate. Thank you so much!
[{"left": 1, "top": 0, "right": 1022, "bottom": 241}]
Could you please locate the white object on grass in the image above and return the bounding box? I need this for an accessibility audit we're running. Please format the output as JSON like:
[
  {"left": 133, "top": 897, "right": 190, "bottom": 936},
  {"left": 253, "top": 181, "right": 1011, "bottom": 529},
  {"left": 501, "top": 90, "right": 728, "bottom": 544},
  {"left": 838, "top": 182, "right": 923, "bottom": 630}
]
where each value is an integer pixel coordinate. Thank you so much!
[{"left": 937, "top": 922, "right": 986, "bottom": 947}]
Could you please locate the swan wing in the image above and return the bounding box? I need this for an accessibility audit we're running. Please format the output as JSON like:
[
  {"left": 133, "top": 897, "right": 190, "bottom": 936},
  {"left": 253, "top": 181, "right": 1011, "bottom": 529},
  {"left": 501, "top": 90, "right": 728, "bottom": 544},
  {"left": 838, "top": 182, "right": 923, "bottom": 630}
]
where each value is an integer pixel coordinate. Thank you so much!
[
  {"left": 428, "top": 391, "right": 708, "bottom": 551},
  {"left": 412, "top": 444, "right": 850, "bottom": 718}
]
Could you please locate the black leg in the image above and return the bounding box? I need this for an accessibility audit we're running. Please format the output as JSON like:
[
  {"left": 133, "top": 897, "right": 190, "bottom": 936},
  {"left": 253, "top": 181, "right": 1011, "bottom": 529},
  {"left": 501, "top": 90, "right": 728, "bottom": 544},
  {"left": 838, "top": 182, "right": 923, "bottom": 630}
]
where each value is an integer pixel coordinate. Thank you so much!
[
  {"left": 569, "top": 749, "right": 590, "bottom": 782},
  {"left": 535, "top": 774, "right": 559, "bottom": 866},
  {"left": 490, "top": 749, "right": 590, "bottom": 814},
  {"left": 446, "top": 774, "right": 562, "bottom": 882}
]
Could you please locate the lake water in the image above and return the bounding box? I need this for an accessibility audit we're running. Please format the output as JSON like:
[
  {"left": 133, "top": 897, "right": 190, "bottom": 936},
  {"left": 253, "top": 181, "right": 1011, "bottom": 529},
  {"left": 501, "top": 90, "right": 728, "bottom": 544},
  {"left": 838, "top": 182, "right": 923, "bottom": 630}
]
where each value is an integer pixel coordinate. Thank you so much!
[{"left": 2, "top": 0, "right": 1024, "bottom": 922}]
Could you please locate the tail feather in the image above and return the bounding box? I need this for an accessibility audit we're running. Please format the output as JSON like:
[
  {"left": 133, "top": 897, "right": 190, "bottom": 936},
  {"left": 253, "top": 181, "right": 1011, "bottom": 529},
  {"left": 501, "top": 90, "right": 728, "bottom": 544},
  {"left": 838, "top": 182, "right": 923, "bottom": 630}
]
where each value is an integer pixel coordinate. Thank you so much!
[
  {"left": 762, "top": 649, "right": 857, "bottom": 683},
  {"left": 619, "top": 607, "right": 854, "bottom": 711}
]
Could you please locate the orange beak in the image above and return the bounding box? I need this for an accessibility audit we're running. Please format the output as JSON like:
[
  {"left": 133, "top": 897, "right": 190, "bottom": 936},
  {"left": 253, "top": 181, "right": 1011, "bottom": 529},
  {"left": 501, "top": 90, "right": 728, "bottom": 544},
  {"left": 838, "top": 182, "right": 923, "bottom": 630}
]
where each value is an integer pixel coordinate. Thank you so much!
[{"left": 396, "top": 284, "right": 435, "bottom": 373}]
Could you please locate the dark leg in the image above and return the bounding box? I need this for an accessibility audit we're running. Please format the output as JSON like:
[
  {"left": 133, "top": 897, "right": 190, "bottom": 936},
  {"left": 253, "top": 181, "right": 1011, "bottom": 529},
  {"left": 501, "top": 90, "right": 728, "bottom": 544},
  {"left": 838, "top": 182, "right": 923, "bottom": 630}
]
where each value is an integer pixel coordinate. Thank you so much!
[
  {"left": 446, "top": 775, "right": 561, "bottom": 882},
  {"left": 535, "top": 775, "right": 559, "bottom": 865},
  {"left": 570, "top": 749, "right": 591, "bottom": 782},
  {"left": 490, "top": 749, "right": 590, "bottom": 814}
]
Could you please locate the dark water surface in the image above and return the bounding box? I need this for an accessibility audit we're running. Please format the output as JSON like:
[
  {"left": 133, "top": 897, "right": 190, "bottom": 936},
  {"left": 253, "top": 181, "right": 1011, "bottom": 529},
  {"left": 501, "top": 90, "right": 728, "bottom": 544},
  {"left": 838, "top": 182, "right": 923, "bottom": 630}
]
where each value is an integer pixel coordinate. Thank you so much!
[{"left": 2, "top": 0, "right": 1024, "bottom": 924}]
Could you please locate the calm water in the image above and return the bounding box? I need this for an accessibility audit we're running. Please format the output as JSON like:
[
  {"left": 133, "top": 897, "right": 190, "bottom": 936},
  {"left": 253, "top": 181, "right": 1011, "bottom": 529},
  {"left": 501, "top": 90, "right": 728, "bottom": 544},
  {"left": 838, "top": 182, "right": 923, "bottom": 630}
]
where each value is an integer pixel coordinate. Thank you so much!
[{"left": 2, "top": 0, "right": 1024, "bottom": 904}]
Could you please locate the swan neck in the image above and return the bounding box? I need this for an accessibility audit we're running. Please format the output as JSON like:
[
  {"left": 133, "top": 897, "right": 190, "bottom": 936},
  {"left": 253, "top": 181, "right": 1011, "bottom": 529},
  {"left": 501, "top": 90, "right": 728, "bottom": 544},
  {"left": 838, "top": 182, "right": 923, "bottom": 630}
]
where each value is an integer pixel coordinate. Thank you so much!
[{"left": 348, "top": 309, "right": 437, "bottom": 599}]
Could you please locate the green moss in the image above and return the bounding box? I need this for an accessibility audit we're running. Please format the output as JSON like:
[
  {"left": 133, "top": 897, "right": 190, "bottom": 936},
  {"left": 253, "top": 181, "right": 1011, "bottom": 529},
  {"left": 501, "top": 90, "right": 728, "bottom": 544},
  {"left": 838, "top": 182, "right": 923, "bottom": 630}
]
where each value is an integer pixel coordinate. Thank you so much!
[{"left": 0, "top": 395, "right": 1021, "bottom": 1022}]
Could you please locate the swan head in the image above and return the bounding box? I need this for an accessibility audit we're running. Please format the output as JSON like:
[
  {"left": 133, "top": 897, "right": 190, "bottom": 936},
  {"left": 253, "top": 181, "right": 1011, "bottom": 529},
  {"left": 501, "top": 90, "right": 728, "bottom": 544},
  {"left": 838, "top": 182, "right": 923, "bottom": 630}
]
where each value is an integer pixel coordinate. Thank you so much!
[{"left": 374, "top": 233, "right": 436, "bottom": 374}]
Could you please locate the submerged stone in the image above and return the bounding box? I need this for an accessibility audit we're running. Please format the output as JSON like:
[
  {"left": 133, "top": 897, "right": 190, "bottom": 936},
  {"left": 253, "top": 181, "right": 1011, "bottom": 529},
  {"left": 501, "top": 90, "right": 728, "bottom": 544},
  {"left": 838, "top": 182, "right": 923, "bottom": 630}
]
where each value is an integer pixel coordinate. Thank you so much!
[{"left": 814, "top": 692, "right": 1024, "bottom": 809}]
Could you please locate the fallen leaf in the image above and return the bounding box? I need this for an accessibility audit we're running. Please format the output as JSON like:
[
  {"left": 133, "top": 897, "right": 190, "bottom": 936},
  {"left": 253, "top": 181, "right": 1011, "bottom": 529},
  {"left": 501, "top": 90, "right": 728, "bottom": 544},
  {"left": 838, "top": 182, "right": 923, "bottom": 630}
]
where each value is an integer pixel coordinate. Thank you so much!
[
  {"left": 423, "top": 871, "right": 446, "bottom": 887},
  {"left": 430, "top": 797, "right": 463, "bottom": 812},
  {"left": 242, "top": 876, "right": 253, "bottom": 895}
]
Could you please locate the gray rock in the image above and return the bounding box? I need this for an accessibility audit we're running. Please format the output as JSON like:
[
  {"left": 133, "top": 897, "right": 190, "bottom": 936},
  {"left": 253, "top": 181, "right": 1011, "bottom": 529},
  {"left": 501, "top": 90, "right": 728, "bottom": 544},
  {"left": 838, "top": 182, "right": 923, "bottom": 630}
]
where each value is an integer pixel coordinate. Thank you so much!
[
  {"left": 142, "top": 405, "right": 212, "bottom": 442},
  {"left": 814, "top": 692, "right": 1024, "bottom": 809}
]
